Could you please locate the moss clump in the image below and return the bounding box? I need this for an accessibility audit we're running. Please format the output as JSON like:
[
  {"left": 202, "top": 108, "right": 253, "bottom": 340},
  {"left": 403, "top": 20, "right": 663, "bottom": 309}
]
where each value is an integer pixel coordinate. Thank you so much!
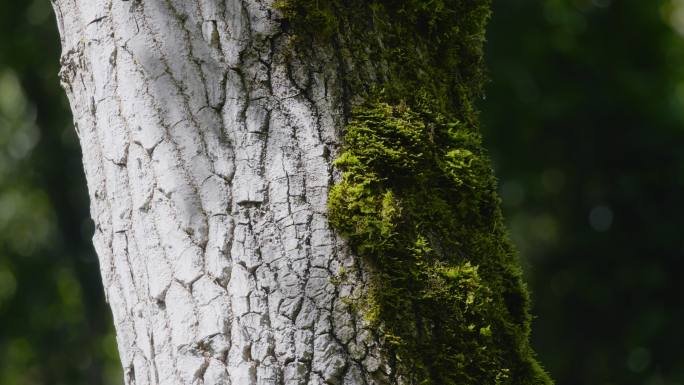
[
  {"left": 277, "top": 0, "right": 552, "bottom": 383},
  {"left": 274, "top": 0, "right": 339, "bottom": 40},
  {"left": 274, "top": 0, "right": 491, "bottom": 116},
  {"left": 329, "top": 102, "right": 551, "bottom": 384}
]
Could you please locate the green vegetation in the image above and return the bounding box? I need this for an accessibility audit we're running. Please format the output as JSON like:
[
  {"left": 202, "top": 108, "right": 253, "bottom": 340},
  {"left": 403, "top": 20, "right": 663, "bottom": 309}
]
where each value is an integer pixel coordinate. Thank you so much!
[{"left": 329, "top": 102, "right": 550, "bottom": 384}]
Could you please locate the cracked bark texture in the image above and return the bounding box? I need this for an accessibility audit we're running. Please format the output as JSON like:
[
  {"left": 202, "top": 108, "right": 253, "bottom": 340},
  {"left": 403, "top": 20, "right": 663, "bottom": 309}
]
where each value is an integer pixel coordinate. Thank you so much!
[{"left": 52, "top": 0, "right": 391, "bottom": 384}]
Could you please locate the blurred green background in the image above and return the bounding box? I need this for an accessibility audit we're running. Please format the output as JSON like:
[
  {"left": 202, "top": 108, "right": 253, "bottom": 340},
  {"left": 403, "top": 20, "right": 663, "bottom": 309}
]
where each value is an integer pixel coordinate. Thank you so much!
[{"left": 0, "top": 0, "right": 682, "bottom": 384}]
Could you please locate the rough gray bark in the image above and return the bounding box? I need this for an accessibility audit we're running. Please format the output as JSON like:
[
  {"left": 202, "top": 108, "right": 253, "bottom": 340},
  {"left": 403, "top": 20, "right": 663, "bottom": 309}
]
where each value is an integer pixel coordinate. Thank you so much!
[{"left": 52, "top": 1, "right": 389, "bottom": 384}]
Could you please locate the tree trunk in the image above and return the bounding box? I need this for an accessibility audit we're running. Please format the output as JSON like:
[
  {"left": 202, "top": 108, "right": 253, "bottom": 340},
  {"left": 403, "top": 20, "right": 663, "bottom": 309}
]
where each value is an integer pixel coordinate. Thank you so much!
[
  {"left": 53, "top": 1, "right": 386, "bottom": 384},
  {"left": 52, "top": 1, "right": 550, "bottom": 385}
]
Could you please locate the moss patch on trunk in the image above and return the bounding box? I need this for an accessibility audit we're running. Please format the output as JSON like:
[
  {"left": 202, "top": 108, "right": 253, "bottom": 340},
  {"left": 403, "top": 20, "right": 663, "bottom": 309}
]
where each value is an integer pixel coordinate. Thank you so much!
[
  {"left": 276, "top": 1, "right": 552, "bottom": 383},
  {"left": 329, "top": 101, "right": 551, "bottom": 384}
]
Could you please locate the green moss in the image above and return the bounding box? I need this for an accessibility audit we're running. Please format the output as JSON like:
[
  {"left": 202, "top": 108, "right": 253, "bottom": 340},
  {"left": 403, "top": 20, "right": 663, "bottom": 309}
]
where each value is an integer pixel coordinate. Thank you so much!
[
  {"left": 274, "top": 0, "right": 338, "bottom": 40},
  {"left": 328, "top": 102, "right": 551, "bottom": 384},
  {"left": 274, "top": 0, "right": 491, "bottom": 115},
  {"left": 277, "top": 1, "right": 552, "bottom": 384}
]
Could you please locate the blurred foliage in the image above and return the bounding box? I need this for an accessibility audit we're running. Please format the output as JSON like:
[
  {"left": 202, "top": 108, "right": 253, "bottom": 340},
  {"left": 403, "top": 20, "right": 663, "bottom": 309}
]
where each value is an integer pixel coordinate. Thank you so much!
[
  {"left": 482, "top": 0, "right": 684, "bottom": 384},
  {"left": 0, "top": 0, "right": 683, "bottom": 385},
  {"left": 0, "top": 1, "right": 121, "bottom": 384}
]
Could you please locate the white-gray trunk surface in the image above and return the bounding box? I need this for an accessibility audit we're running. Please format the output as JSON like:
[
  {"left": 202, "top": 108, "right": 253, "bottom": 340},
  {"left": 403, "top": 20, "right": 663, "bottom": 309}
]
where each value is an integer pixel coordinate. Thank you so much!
[{"left": 52, "top": 1, "right": 390, "bottom": 384}]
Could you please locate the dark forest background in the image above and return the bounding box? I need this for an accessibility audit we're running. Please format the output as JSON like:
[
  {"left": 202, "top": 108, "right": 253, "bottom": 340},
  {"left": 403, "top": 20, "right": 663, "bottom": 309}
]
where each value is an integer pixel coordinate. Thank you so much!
[{"left": 0, "top": 0, "right": 683, "bottom": 384}]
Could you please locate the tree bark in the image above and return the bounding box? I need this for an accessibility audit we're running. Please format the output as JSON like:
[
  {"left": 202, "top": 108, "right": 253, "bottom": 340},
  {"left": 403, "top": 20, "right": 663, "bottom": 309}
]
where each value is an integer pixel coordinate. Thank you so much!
[{"left": 53, "top": 1, "right": 385, "bottom": 384}]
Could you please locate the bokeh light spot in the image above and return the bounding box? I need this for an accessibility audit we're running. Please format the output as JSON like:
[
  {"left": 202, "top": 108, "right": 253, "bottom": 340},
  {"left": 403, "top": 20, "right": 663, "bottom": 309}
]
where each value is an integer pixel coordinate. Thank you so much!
[
  {"left": 627, "top": 347, "right": 652, "bottom": 373},
  {"left": 589, "top": 205, "right": 613, "bottom": 232},
  {"left": 0, "top": 267, "right": 17, "bottom": 305}
]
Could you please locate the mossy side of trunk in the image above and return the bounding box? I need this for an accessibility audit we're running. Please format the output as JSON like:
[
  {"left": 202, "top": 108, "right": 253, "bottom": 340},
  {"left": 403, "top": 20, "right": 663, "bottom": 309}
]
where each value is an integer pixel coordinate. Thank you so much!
[{"left": 276, "top": 1, "right": 553, "bottom": 384}]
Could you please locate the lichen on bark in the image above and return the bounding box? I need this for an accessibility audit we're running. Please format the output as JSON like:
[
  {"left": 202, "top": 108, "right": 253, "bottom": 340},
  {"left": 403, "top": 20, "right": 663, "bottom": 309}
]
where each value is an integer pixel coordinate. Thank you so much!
[{"left": 277, "top": 0, "right": 554, "bottom": 384}]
